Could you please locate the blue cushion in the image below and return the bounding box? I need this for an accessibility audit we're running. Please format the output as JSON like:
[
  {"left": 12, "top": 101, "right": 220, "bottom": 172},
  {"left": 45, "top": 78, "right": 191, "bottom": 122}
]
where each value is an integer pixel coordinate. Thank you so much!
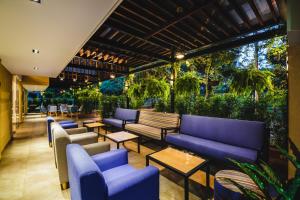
[
  {"left": 103, "top": 118, "right": 123, "bottom": 128},
  {"left": 180, "top": 115, "right": 265, "bottom": 151},
  {"left": 114, "top": 108, "right": 137, "bottom": 121},
  {"left": 103, "top": 164, "right": 136, "bottom": 183},
  {"left": 61, "top": 123, "right": 78, "bottom": 129},
  {"left": 166, "top": 134, "right": 258, "bottom": 163},
  {"left": 58, "top": 120, "right": 74, "bottom": 124}
]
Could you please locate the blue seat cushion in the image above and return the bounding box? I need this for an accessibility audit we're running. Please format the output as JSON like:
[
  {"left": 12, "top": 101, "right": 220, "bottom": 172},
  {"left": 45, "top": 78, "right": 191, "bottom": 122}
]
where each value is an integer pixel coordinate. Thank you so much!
[
  {"left": 103, "top": 118, "right": 123, "bottom": 128},
  {"left": 103, "top": 164, "right": 136, "bottom": 184},
  {"left": 58, "top": 120, "right": 74, "bottom": 124},
  {"left": 61, "top": 123, "right": 78, "bottom": 129},
  {"left": 166, "top": 134, "right": 258, "bottom": 163}
]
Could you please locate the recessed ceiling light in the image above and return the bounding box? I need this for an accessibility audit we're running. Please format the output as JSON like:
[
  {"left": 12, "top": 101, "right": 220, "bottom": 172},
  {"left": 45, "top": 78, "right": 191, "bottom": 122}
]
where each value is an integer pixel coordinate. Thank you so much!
[
  {"left": 32, "top": 49, "right": 40, "bottom": 54},
  {"left": 33, "top": 67, "right": 39, "bottom": 70},
  {"left": 30, "top": 0, "right": 41, "bottom": 4}
]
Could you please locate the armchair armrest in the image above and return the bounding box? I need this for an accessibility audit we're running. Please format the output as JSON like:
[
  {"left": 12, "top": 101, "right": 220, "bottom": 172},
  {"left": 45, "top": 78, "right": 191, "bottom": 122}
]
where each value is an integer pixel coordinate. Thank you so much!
[
  {"left": 161, "top": 127, "right": 179, "bottom": 133},
  {"left": 92, "top": 149, "right": 128, "bottom": 171},
  {"left": 122, "top": 119, "right": 136, "bottom": 125},
  {"left": 108, "top": 166, "right": 159, "bottom": 199},
  {"left": 70, "top": 132, "right": 98, "bottom": 145},
  {"left": 83, "top": 142, "right": 110, "bottom": 156},
  {"left": 66, "top": 127, "right": 88, "bottom": 135}
]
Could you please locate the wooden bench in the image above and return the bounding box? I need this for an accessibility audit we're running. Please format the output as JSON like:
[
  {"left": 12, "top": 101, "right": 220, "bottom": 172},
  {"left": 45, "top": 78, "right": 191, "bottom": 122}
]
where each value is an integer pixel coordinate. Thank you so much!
[{"left": 125, "top": 110, "right": 180, "bottom": 141}]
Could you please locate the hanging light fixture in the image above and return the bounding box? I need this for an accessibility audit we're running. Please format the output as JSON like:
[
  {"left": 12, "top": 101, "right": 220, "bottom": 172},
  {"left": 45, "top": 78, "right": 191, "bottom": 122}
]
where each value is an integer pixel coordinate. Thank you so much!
[{"left": 175, "top": 52, "right": 185, "bottom": 59}]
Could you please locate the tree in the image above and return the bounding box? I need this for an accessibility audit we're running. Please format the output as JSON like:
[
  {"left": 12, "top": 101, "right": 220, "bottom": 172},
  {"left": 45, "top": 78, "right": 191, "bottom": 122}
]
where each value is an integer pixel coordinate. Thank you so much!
[{"left": 187, "top": 50, "right": 238, "bottom": 99}]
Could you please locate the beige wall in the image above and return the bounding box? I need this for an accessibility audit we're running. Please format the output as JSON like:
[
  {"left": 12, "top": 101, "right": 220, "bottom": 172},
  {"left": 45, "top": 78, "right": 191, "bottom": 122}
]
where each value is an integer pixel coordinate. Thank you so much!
[
  {"left": 288, "top": 0, "right": 300, "bottom": 178},
  {"left": 0, "top": 61, "right": 12, "bottom": 159}
]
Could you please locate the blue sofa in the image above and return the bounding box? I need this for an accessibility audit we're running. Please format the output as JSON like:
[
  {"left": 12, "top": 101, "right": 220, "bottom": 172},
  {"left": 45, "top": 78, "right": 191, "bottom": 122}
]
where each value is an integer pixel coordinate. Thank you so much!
[
  {"left": 165, "top": 115, "right": 266, "bottom": 163},
  {"left": 66, "top": 144, "right": 159, "bottom": 200},
  {"left": 103, "top": 108, "right": 138, "bottom": 129},
  {"left": 47, "top": 116, "right": 78, "bottom": 147}
]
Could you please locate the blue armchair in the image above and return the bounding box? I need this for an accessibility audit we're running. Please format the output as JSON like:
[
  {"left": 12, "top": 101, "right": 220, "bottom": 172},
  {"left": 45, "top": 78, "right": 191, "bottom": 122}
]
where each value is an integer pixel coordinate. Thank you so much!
[
  {"left": 67, "top": 144, "right": 159, "bottom": 200},
  {"left": 46, "top": 116, "right": 77, "bottom": 147}
]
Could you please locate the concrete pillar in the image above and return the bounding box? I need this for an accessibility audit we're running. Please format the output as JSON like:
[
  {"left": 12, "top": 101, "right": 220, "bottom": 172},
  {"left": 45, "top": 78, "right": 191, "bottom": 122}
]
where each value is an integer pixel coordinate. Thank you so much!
[{"left": 287, "top": 0, "right": 300, "bottom": 178}]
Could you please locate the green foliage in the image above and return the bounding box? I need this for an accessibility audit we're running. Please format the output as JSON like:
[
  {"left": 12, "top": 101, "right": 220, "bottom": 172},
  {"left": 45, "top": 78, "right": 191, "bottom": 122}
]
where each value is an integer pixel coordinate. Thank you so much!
[
  {"left": 126, "top": 77, "right": 170, "bottom": 108},
  {"left": 230, "top": 67, "right": 274, "bottom": 96},
  {"left": 75, "top": 85, "right": 101, "bottom": 113},
  {"left": 266, "top": 36, "right": 287, "bottom": 67},
  {"left": 144, "top": 77, "right": 170, "bottom": 101},
  {"left": 100, "top": 77, "right": 125, "bottom": 95},
  {"left": 225, "top": 140, "right": 300, "bottom": 200},
  {"left": 175, "top": 71, "right": 202, "bottom": 96},
  {"left": 99, "top": 95, "right": 126, "bottom": 118}
]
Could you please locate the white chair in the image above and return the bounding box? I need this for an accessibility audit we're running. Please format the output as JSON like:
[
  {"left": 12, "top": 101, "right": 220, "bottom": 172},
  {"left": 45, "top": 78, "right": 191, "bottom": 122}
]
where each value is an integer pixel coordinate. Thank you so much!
[
  {"left": 60, "top": 104, "right": 68, "bottom": 117},
  {"left": 48, "top": 105, "right": 58, "bottom": 116}
]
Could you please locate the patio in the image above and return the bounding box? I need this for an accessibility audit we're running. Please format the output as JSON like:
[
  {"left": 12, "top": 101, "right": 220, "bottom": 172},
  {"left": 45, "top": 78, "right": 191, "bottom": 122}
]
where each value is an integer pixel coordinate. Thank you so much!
[{"left": 0, "top": 0, "right": 299, "bottom": 200}]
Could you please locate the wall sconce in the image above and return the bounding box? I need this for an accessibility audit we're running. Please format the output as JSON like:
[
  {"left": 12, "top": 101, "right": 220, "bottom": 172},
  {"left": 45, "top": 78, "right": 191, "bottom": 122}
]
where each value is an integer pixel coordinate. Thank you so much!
[
  {"left": 84, "top": 75, "right": 89, "bottom": 83},
  {"left": 110, "top": 73, "right": 115, "bottom": 79},
  {"left": 59, "top": 72, "right": 65, "bottom": 81},
  {"left": 72, "top": 73, "right": 77, "bottom": 82}
]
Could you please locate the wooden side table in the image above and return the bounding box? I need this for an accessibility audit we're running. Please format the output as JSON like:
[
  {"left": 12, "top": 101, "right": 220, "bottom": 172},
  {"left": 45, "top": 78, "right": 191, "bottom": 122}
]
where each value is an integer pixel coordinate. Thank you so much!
[
  {"left": 146, "top": 147, "right": 210, "bottom": 200},
  {"left": 83, "top": 122, "right": 105, "bottom": 137},
  {"left": 105, "top": 131, "right": 140, "bottom": 153}
]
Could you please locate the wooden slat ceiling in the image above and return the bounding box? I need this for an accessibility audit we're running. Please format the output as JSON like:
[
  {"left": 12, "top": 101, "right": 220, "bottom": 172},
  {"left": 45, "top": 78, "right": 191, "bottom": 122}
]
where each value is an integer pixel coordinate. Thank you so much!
[{"left": 59, "top": 0, "right": 285, "bottom": 84}]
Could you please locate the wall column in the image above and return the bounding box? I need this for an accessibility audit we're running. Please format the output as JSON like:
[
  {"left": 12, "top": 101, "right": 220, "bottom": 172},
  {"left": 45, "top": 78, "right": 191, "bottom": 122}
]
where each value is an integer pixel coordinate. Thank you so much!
[{"left": 287, "top": 0, "right": 300, "bottom": 178}]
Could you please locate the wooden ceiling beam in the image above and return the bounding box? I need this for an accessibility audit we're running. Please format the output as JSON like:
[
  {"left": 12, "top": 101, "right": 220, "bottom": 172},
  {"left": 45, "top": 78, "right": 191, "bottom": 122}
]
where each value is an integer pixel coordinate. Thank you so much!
[
  {"left": 200, "top": 9, "right": 230, "bottom": 36},
  {"left": 228, "top": 0, "right": 251, "bottom": 29},
  {"left": 249, "top": 0, "right": 264, "bottom": 26},
  {"left": 214, "top": 2, "right": 240, "bottom": 33},
  {"left": 266, "top": 0, "right": 278, "bottom": 22},
  {"left": 144, "top": 1, "right": 214, "bottom": 39},
  {"left": 102, "top": 21, "right": 172, "bottom": 50},
  {"left": 88, "top": 38, "right": 171, "bottom": 62}
]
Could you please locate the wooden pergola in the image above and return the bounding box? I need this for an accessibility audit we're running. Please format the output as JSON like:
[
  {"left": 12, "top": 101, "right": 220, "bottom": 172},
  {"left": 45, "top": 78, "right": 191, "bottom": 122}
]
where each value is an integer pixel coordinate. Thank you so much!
[{"left": 52, "top": 0, "right": 286, "bottom": 87}]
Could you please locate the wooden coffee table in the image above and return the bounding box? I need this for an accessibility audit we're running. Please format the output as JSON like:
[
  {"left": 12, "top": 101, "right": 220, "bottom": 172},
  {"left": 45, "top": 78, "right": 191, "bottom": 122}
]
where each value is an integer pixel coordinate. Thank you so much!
[
  {"left": 146, "top": 147, "right": 209, "bottom": 200},
  {"left": 105, "top": 131, "right": 140, "bottom": 153},
  {"left": 84, "top": 122, "right": 105, "bottom": 137}
]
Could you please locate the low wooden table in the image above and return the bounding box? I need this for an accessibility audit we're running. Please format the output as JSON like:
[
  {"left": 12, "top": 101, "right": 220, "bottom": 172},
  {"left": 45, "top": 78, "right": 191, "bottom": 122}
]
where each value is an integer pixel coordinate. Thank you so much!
[
  {"left": 83, "top": 122, "right": 105, "bottom": 137},
  {"left": 105, "top": 131, "right": 140, "bottom": 153},
  {"left": 146, "top": 147, "right": 209, "bottom": 200}
]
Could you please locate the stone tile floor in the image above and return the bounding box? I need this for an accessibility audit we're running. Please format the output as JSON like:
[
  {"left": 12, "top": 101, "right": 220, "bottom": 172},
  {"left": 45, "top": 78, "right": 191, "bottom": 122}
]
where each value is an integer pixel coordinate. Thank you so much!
[{"left": 0, "top": 114, "right": 213, "bottom": 200}]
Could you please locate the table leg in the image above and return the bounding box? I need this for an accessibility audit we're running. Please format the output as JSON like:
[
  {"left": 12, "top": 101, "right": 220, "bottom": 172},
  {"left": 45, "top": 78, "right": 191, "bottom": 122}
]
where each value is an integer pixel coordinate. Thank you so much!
[
  {"left": 146, "top": 156, "right": 149, "bottom": 166},
  {"left": 117, "top": 143, "right": 120, "bottom": 149},
  {"left": 137, "top": 137, "right": 140, "bottom": 153},
  {"left": 206, "top": 164, "right": 210, "bottom": 199},
  {"left": 184, "top": 177, "right": 189, "bottom": 200}
]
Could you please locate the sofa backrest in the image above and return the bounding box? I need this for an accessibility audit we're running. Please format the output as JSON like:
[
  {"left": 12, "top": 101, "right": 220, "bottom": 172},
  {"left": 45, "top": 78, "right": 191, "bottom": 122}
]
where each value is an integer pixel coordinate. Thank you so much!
[
  {"left": 114, "top": 108, "right": 138, "bottom": 121},
  {"left": 138, "top": 110, "right": 180, "bottom": 129},
  {"left": 180, "top": 115, "right": 265, "bottom": 151},
  {"left": 67, "top": 144, "right": 107, "bottom": 200}
]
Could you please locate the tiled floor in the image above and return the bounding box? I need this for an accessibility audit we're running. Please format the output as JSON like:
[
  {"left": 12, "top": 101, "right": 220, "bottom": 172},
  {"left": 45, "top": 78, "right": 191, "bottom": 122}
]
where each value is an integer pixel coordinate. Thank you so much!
[{"left": 0, "top": 114, "right": 213, "bottom": 200}]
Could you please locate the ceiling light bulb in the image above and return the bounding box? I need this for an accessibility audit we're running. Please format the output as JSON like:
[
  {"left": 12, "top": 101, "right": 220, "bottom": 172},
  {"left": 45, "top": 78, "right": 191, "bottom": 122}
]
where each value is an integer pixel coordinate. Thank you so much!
[{"left": 175, "top": 52, "right": 185, "bottom": 59}]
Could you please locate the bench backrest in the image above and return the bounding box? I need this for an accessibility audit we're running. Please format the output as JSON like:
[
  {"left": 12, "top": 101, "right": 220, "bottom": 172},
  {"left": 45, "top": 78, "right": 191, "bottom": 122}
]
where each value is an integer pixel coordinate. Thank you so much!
[
  {"left": 180, "top": 115, "right": 265, "bottom": 151},
  {"left": 138, "top": 110, "right": 180, "bottom": 129},
  {"left": 114, "top": 108, "right": 138, "bottom": 121}
]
